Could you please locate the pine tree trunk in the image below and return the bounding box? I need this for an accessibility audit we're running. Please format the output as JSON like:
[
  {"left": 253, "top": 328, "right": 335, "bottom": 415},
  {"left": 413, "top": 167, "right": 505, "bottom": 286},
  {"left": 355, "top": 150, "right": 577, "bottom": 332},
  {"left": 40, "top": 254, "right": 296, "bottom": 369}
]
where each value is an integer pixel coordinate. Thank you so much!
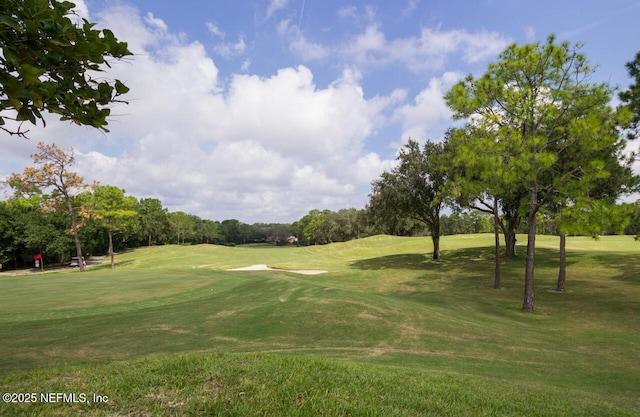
[
  {"left": 108, "top": 229, "right": 115, "bottom": 269},
  {"left": 522, "top": 186, "right": 537, "bottom": 313},
  {"left": 493, "top": 197, "right": 501, "bottom": 289},
  {"left": 66, "top": 194, "right": 84, "bottom": 272},
  {"left": 556, "top": 233, "right": 566, "bottom": 292}
]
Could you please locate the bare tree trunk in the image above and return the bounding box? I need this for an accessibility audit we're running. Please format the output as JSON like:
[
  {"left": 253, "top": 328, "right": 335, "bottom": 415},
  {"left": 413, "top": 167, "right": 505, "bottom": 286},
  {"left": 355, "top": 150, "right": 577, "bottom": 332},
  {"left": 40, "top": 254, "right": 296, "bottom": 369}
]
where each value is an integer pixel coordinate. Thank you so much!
[
  {"left": 65, "top": 194, "right": 84, "bottom": 272},
  {"left": 108, "top": 229, "right": 115, "bottom": 269},
  {"left": 497, "top": 215, "right": 518, "bottom": 258},
  {"left": 432, "top": 235, "right": 440, "bottom": 260},
  {"left": 522, "top": 186, "right": 537, "bottom": 313},
  {"left": 556, "top": 233, "right": 566, "bottom": 292},
  {"left": 148, "top": 232, "right": 152, "bottom": 247},
  {"left": 493, "top": 197, "right": 501, "bottom": 289},
  {"left": 429, "top": 215, "right": 441, "bottom": 260},
  {"left": 505, "top": 214, "right": 521, "bottom": 257},
  {"left": 505, "top": 229, "right": 517, "bottom": 257}
]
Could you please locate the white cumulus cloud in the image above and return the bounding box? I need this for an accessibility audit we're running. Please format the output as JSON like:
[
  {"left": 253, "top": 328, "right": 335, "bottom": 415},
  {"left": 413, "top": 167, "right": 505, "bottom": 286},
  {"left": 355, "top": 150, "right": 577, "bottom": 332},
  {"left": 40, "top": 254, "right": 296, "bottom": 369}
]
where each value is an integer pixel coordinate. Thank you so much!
[
  {"left": 344, "top": 24, "right": 511, "bottom": 72},
  {"left": 277, "top": 19, "right": 330, "bottom": 61},
  {"left": 394, "top": 72, "right": 462, "bottom": 141},
  {"left": 3, "top": 3, "right": 476, "bottom": 223},
  {"left": 267, "top": 0, "right": 290, "bottom": 18},
  {"left": 60, "top": 5, "right": 399, "bottom": 222}
]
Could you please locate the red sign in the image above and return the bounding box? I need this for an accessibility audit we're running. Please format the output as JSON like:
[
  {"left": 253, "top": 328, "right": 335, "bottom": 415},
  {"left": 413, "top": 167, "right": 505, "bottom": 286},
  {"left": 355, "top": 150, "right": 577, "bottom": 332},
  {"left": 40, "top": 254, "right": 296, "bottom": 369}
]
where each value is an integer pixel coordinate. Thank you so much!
[{"left": 33, "top": 254, "right": 42, "bottom": 260}]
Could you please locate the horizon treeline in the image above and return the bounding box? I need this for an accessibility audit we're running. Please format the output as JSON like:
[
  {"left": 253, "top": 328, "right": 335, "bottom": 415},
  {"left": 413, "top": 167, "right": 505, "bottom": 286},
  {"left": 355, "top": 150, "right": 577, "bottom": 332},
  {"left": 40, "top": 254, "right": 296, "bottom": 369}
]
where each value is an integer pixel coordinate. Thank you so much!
[{"left": 2, "top": 186, "right": 639, "bottom": 270}]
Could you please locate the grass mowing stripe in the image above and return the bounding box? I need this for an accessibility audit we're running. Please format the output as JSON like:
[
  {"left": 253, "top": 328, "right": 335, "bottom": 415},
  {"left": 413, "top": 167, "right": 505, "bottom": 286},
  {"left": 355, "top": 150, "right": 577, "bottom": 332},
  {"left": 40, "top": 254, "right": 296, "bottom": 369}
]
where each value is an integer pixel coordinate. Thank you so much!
[{"left": 0, "top": 271, "right": 253, "bottom": 322}]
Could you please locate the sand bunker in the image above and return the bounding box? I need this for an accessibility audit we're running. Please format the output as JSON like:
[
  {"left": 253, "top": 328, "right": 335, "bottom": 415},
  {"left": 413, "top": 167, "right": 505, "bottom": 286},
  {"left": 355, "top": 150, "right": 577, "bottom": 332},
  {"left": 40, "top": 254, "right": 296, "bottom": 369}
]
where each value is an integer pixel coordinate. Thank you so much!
[{"left": 227, "top": 264, "right": 327, "bottom": 275}]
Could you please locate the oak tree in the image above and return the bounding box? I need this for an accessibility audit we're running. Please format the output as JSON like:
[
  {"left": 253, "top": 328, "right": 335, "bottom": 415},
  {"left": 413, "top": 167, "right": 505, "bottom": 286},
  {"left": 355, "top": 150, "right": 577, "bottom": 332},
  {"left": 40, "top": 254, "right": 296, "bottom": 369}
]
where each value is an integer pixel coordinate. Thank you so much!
[{"left": 369, "top": 139, "right": 447, "bottom": 260}]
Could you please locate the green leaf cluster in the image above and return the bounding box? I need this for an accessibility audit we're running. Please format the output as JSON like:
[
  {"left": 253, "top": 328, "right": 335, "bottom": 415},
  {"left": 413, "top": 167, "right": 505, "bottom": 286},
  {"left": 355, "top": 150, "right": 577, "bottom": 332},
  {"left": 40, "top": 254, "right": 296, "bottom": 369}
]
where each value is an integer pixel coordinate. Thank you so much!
[
  {"left": 0, "top": 0, "right": 132, "bottom": 134},
  {"left": 619, "top": 51, "right": 640, "bottom": 138}
]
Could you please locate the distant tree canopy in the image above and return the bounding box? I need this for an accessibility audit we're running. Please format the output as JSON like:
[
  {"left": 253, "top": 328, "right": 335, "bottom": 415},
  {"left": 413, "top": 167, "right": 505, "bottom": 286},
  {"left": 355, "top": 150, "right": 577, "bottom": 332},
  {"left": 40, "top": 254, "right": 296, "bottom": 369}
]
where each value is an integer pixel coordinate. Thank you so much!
[
  {"left": 0, "top": 0, "right": 132, "bottom": 136},
  {"left": 292, "top": 208, "right": 370, "bottom": 246},
  {"left": 1, "top": 178, "right": 636, "bottom": 272},
  {"left": 626, "top": 200, "right": 640, "bottom": 239}
]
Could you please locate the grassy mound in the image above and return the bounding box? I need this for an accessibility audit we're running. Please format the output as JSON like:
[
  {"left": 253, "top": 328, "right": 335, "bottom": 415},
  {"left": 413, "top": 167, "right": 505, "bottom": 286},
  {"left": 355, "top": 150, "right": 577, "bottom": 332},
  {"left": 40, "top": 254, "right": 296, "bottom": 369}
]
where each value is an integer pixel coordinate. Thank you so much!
[
  {"left": 2, "top": 352, "right": 634, "bottom": 417},
  {"left": 1, "top": 234, "right": 638, "bottom": 415}
]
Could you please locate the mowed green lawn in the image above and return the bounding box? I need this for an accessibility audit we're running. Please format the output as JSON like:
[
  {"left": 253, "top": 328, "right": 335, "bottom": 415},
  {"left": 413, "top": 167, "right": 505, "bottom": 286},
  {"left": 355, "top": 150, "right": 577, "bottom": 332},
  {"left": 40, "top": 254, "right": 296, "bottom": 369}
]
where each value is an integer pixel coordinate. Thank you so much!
[{"left": 0, "top": 234, "right": 638, "bottom": 416}]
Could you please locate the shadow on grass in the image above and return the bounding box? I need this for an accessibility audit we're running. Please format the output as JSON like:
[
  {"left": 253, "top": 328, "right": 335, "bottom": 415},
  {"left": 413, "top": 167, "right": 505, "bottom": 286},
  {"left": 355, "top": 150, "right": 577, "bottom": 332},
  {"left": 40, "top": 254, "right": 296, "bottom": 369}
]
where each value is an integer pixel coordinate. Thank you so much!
[
  {"left": 589, "top": 253, "right": 640, "bottom": 285},
  {"left": 351, "top": 246, "right": 532, "bottom": 271},
  {"left": 350, "top": 245, "right": 584, "bottom": 273},
  {"left": 350, "top": 253, "right": 432, "bottom": 270},
  {"left": 89, "top": 259, "right": 136, "bottom": 271},
  {"left": 350, "top": 245, "right": 587, "bottom": 297},
  {"left": 350, "top": 246, "right": 502, "bottom": 288}
]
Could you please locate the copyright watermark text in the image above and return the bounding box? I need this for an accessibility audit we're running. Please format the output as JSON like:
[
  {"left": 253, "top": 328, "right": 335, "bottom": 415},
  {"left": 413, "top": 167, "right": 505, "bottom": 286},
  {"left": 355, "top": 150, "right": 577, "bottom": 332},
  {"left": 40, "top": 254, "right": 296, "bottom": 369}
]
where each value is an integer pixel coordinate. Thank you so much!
[{"left": 3, "top": 392, "right": 109, "bottom": 404}]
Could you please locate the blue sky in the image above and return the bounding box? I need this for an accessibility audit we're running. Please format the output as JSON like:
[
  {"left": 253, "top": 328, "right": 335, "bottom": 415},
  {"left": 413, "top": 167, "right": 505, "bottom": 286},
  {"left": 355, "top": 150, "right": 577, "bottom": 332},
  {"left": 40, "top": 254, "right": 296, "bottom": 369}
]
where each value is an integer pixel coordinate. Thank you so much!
[{"left": 2, "top": 0, "right": 639, "bottom": 223}]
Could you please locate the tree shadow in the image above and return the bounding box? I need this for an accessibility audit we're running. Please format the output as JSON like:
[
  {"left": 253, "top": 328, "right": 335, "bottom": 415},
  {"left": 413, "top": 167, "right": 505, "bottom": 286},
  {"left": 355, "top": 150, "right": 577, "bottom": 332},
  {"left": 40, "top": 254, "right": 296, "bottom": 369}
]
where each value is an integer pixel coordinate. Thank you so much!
[
  {"left": 350, "top": 245, "right": 583, "bottom": 289},
  {"left": 588, "top": 252, "right": 640, "bottom": 286},
  {"left": 349, "top": 246, "right": 550, "bottom": 273},
  {"left": 350, "top": 243, "right": 640, "bottom": 320},
  {"left": 350, "top": 253, "right": 432, "bottom": 271},
  {"left": 89, "top": 259, "right": 135, "bottom": 270}
]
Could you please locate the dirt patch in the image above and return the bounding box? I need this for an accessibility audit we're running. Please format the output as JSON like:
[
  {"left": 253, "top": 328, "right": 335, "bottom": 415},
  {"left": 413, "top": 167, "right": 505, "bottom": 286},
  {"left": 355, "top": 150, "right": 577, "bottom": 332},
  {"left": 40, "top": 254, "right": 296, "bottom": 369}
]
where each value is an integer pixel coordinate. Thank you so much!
[
  {"left": 213, "top": 310, "right": 237, "bottom": 318},
  {"left": 357, "top": 311, "right": 381, "bottom": 320},
  {"left": 146, "top": 393, "right": 184, "bottom": 408},
  {"left": 227, "top": 264, "right": 327, "bottom": 275},
  {"left": 146, "top": 325, "right": 190, "bottom": 334}
]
